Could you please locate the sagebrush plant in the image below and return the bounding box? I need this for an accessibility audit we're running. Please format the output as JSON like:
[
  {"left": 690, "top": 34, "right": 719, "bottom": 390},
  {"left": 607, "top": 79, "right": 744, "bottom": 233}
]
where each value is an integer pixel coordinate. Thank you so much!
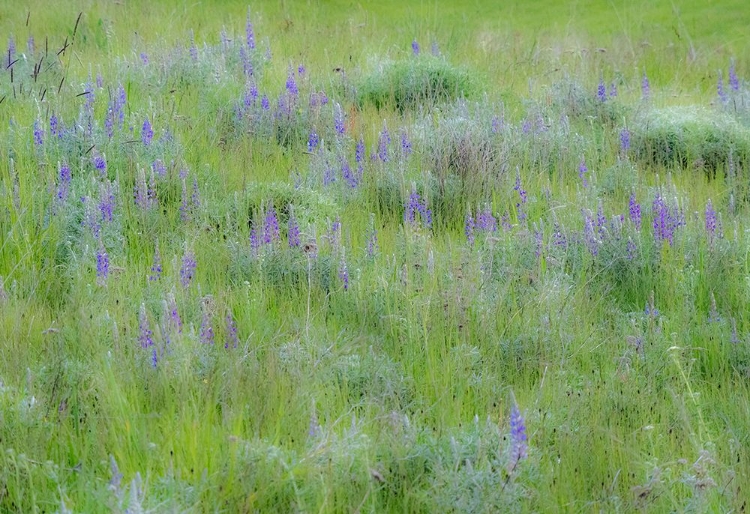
[{"left": 1, "top": 0, "right": 750, "bottom": 512}]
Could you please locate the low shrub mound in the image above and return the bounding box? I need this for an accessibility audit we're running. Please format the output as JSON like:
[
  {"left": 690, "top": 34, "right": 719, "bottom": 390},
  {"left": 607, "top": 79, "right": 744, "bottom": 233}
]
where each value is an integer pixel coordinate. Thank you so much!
[
  {"left": 630, "top": 106, "right": 750, "bottom": 173},
  {"left": 357, "top": 56, "right": 475, "bottom": 111}
]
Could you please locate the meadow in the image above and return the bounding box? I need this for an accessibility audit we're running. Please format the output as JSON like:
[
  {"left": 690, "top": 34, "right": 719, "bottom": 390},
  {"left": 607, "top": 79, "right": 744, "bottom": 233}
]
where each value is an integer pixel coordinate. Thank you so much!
[{"left": 1, "top": 0, "right": 750, "bottom": 511}]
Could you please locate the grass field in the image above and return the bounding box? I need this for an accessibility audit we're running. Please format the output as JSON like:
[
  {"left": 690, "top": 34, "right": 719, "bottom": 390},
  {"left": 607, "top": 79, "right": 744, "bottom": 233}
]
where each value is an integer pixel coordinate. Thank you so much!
[{"left": 1, "top": 0, "right": 750, "bottom": 511}]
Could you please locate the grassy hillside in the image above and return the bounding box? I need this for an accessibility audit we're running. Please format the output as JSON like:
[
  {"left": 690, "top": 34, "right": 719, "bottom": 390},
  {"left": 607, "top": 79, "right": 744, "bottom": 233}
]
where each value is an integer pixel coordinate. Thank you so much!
[{"left": 1, "top": 0, "right": 750, "bottom": 511}]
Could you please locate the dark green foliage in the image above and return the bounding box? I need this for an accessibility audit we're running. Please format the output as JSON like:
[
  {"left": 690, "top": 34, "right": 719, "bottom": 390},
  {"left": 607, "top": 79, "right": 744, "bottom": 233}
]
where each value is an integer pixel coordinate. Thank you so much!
[{"left": 358, "top": 57, "right": 475, "bottom": 111}]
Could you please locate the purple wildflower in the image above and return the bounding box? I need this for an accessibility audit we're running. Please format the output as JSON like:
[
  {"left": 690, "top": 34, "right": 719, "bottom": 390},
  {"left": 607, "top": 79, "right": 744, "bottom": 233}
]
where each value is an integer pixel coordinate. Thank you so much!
[
  {"left": 33, "top": 120, "right": 43, "bottom": 146},
  {"left": 263, "top": 205, "right": 280, "bottom": 245},
  {"left": 626, "top": 238, "right": 637, "bottom": 260},
  {"left": 583, "top": 210, "right": 599, "bottom": 257},
  {"left": 96, "top": 244, "right": 109, "bottom": 284},
  {"left": 140, "top": 52, "right": 149, "bottom": 65},
  {"left": 597, "top": 78, "right": 607, "bottom": 102},
  {"left": 578, "top": 158, "right": 589, "bottom": 188},
  {"left": 27, "top": 35, "right": 34, "bottom": 55},
  {"left": 261, "top": 94, "right": 270, "bottom": 110},
  {"left": 92, "top": 152, "right": 107, "bottom": 176},
  {"left": 152, "top": 159, "right": 166, "bottom": 177},
  {"left": 609, "top": 81, "right": 618, "bottom": 98},
  {"left": 307, "top": 130, "right": 319, "bottom": 153},
  {"left": 225, "top": 313, "right": 239, "bottom": 349},
  {"left": 729, "top": 62, "right": 739, "bottom": 91},
  {"left": 149, "top": 243, "right": 162, "bottom": 281},
  {"left": 705, "top": 199, "right": 717, "bottom": 244},
  {"left": 141, "top": 118, "right": 153, "bottom": 146},
  {"left": 620, "top": 128, "right": 630, "bottom": 153},
  {"left": 189, "top": 30, "right": 198, "bottom": 61},
  {"left": 246, "top": 11, "right": 255, "bottom": 50},
  {"left": 342, "top": 159, "right": 358, "bottom": 188},
  {"left": 404, "top": 187, "right": 432, "bottom": 229},
  {"left": 138, "top": 304, "right": 154, "bottom": 349},
  {"left": 476, "top": 206, "right": 497, "bottom": 232},
  {"left": 180, "top": 249, "right": 197, "bottom": 288},
  {"left": 57, "top": 162, "right": 71, "bottom": 203},
  {"left": 249, "top": 225, "right": 260, "bottom": 254},
  {"left": 338, "top": 250, "right": 349, "bottom": 291},
  {"left": 718, "top": 72, "right": 728, "bottom": 103},
  {"left": 400, "top": 130, "right": 412, "bottom": 157},
  {"left": 165, "top": 293, "right": 182, "bottom": 334},
  {"left": 465, "top": 212, "right": 475, "bottom": 247},
  {"left": 200, "top": 307, "right": 214, "bottom": 345},
  {"left": 641, "top": 73, "right": 650, "bottom": 99},
  {"left": 286, "top": 67, "right": 298, "bottom": 96},
  {"left": 377, "top": 122, "right": 391, "bottom": 162},
  {"left": 514, "top": 173, "right": 527, "bottom": 222},
  {"left": 628, "top": 193, "right": 641, "bottom": 231},
  {"left": 98, "top": 181, "right": 115, "bottom": 222},
  {"left": 288, "top": 212, "right": 301, "bottom": 248},
  {"left": 411, "top": 39, "right": 420, "bottom": 55},
  {"left": 334, "top": 103, "right": 345, "bottom": 135},
  {"left": 355, "top": 138, "right": 365, "bottom": 163},
  {"left": 50, "top": 114, "right": 60, "bottom": 138},
  {"left": 508, "top": 404, "right": 528, "bottom": 471}
]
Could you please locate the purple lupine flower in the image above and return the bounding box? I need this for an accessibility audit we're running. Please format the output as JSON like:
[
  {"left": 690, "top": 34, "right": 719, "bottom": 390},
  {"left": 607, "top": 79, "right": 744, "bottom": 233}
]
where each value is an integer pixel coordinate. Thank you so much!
[
  {"left": 96, "top": 243, "right": 109, "bottom": 284},
  {"left": 225, "top": 313, "right": 239, "bottom": 349},
  {"left": 619, "top": 128, "right": 631, "bottom": 154},
  {"left": 400, "top": 130, "right": 412, "bottom": 157},
  {"left": 165, "top": 293, "right": 182, "bottom": 334},
  {"left": 609, "top": 81, "right": 618, "bottom": 98},
  {"left": 189, "top": 30, "right": 198, "bottom": 61},
  {"left": 342, "top": 159, "right": 357, "bottom": 188},
  {"left": 141, "top": 118, "right": 153, "bottom": 146},
  {"left": 245, "top": 81, "right": 258, "bottom": 109},
  {"left": 98, "top": 180, "right": 115, "bottom": 222},
  {"left": 323, "top": 162, "right": 336, "bottom": 186},
  {"left": 285, "top": 67, "right": 298, "bottom": 96},
  {"left": 718, "top": 72, "right": 728, "bottom": 103},
  {"left": 508, "top": 404, "right": 528, "bottom": 471},
  {"left": 149, "top": 243, "right": 162, "bottom": 281},
  {"left": 239, "top": 45, "right": 253, "bottom": 76},
  {"left": 288, "top": 212, "right": 300, "bottom": 248},
  {"left": 514, "top": 173, "right": 527, "bottom": 222},
  {"left": 651, "top": 194, "right": 682, "bottom": 246},
  {"left": 50, "top": 114, "right": 59, "bottom": 138},
  {"left": 476, "top": 206, "right": 497, "bottom": 232},
  {"left": 705, "top": 199, "right": 717, "bottom": 244},
  {"left": 596, "top": 200, "right": 607, "bottom": 238},
  {"left": 263, "top": 205, "right": 280, "bottom": 245},
  {"left": 307, "top": 130, "right": 319, "bottom": 153},
  {"left": 140, "top": 52, "right": 149, "bottom": 65},
  {"left": 329, "top": 217, "right": 341, "bottom": 250},
  {"left": 597, "top": 78, "right": 607, "bottom": 102},
  {"left": 377, "top": 122, "right": 391, "bottom": 162},
  {"left": 138, "top": 304, "right": 153, "bottom": 349},
  {"left": 552, "top": 222, "right": 567, "bottom": 249},
  {"left": 147, "top": 168, "right": 158, "bottom": 207},
  {"left": 578, "top": 158, "right": 589, "bottom": 188},
  {"left": 152, "top": 159, "right": 166, "bottom": 177},
  {"left": 338, "top": 250, "right": 349, "bottom": 291},
  {"left": 628, "top": 193, "right": 641, "bottom": 231},
  {"left": 298, "top": 64, "right": 306, "bottom": 76},
  {"left": 246, "top": 11, "right": 255, "bottom": 50},
  {"left": 729, "top": 62, "right": 739, "bottom": 91},
  {"left": 465, "top": 212, "right": 475, "bottom": 247},
  {"left": 491, "top": 115, "right": 503, "bottom": 133},
  {"left": 27, "top": 35, "right": 34, "bottom": 55},
  {"left": 82, "top": 197, "right": 101, "bottom": 238},
  {"left": 334, "top": 103, "right": 345, "bottom": 135},
  {"left": 404, "top": 188, "right": 432, "bottom": 229},
  {"left": 583, "top": 210, "right": 599, "bottom": 257},
  {"left": 626, "top": 237, "right": 637, "bottom": 260},
  {"left": 33, "top": 120, "right": 43, "bottom": 146},
  {"left": 200, "top": 307, "right": 214, "bottom": 345},
  {"left": 92, "top": 152, "right": 107, "bottom": 176},
  {"left": 261, "top": 94, "right": 270, "bottom": 110},
  {"left": 641, "top": 73, "right": 650, "bottom": 99},
  {"left": 180, "top": 249, "right": 197, "bottom": 287},
  {"left": 57, "top": 162, "right": 72, "bottom": 202},
  {"left": 355, "top": 138, "right": 365, "bottom": 163},
  {"left": 411, "top": 39, "right": 420, "bottom": 55},
  {"left": 249, "top": 225, "right": 260, "bottom": 254}
]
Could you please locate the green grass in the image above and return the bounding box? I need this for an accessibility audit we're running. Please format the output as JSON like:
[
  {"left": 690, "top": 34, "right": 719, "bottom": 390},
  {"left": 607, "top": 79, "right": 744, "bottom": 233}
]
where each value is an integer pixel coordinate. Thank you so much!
[{"left": 1, "top": 0, "right": 750, "bottom": 512}]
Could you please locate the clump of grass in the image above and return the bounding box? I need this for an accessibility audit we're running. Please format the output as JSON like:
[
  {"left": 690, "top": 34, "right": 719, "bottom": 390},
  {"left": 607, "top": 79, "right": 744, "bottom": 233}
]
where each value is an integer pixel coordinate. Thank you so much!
[
  {"left": 357, "top": 56, "right": 475, "bottom": 111},
  {"left": 630, "top": 106, "right": 750, "bottom": 173},
  {"left": 547, "top": 78, "right": 628, "bottom": 126}
]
